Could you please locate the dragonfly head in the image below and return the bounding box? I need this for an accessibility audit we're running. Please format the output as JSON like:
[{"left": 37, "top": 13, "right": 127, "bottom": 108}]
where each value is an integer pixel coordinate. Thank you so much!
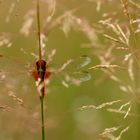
[{"left": 36, "top": 59, "right": 46, "bottom": 71}]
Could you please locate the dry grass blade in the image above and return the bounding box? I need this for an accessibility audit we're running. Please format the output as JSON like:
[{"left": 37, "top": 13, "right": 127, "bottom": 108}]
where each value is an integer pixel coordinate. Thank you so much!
[
  {"left": 120, "top": 0, "right": 131, "bottom": 22},
  {"left": 123, "top": 105, "right": 131, "bottom": 119},
  {"left": 116, "top": 47, "right": 129, "bottom": 50},
  {"left": 100, "top": 18, "right": 130, "bottom": 46},
  {"left": 100, "top": 126, "right": 121, "bottom": 140},
  {"left": 20, "top": 10, "right": 36, "bottom": 36},
  {"left": 0, "top": 32, "right": 13, "bottom": 47},
  {"left": 116, "top": 126, "right": 130, "bottom": 140},
  {"left": 119, "top": 85, "right": 133, "bottom": 93},
  {"left": 120, "top": 0, "right": 140, "bottom": 68},
  {"left": 124, "top": 53, "right": 132, "bottom": 62},
  {"left": 88, "top": 64, "right": 125, "bottom": 70},
  {"left": 129, "top": 0, "right": 140, "bottom": 9},
  {"left": 47, "top": 49, "right": 56, "bottom": 64},
  {"left": 45, "top": 0, "right": 56, "bottom": 22},
  {"left": 78, "top": 100, "right": 121, "bottom": 110},
  {"left": 99, "top": 19, "right": 118, "bottom": 33},
  {"left": 5, "top": 1, "right": 16, "bottom": 23},
  {"left": 100, "top": 125, "right": 130, "bottom": 140},
  {"left": 103, "top": 34, "right": 123, "bottom": 44},
  {"left": 8, "top": 91, "right": 24, "bottom": 106},
  {"left": 57, "top": 59, "right": 73, "bottom": 73},
  {"left": 128, "top": 58, "right": 134, "bottom": 81},
  {"left": 107, "top": 108, "right": 140, "bottom": 118},
  {"left": 43, "top": 7, "right": 80, "bottom": 35},
  {"left": 0, "top": 104, "right": 12, "bottom": 111},
  {"left": 116, "top": 24, "right": 129, "bottom": 46},
  {"left": 106, "top": 101, "right": 134, "bottom": 119}
]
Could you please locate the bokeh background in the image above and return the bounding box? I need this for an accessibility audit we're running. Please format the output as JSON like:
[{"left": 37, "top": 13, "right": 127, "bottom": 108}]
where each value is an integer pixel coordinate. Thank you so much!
[{"left": 0, "top": 0, "right": 140, "bottom": 140}]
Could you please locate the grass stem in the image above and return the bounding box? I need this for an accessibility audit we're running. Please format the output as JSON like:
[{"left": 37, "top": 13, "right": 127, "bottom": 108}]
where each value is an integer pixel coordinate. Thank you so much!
[
  {"left": 40, "top": 96, "right": 45, "bottom": 140},
  {"left": 37, "top": 0, "right": 42, "bottom": 60}
]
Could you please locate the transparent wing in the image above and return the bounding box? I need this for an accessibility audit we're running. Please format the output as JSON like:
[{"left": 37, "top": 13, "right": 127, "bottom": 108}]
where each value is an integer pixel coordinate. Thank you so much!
[
  {"left": 61, "top": 71, "right": 91, "bottom": 87},
  {"left": 54, "top": 55, "right": 92, "bottom": 87},
  {"left": 77, "top": 55, "right": 92, "bottom": 69},
  {"left": 62, "top": 55, "right": 91, "bottom": 72},
  {"left": 72, "top": 70, "right": 91, "bottom": 82}
]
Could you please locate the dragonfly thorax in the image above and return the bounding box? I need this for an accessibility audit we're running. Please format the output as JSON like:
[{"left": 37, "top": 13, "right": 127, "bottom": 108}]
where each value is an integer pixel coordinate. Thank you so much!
[
  {"left": 35, "top": 59, "right": 51, "bottom": 82},
  {"left": 36, "top": 59, "right": 46, "bottom": 72},
  {"left": 36, "top": 59, "right": 47, "bottom": 81}
]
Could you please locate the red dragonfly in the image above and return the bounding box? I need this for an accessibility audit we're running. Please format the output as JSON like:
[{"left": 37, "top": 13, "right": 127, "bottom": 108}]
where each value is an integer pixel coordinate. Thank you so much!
[
  {"left": 32, "top": 56, "right": 92, "bottom": 99},
  {"left": 0, "top": 0, "right": 91, "bottom": 97},
  {"left": 0, "top": 49, "right": 91, "bottom": 91},
  {"left": 32, "top": 59, "right": 51, "bottom": 98},
  {"left": 0, "top": 42, "right": 91, "bottom": 140},
  {"left": 0, "top": 1, "right": 91, "bottom": 139}
]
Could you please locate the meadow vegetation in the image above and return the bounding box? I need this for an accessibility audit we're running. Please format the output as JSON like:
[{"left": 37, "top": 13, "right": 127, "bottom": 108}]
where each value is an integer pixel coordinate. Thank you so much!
[{"left": 0, "top": 0, "right": 140, "bottom": 140}]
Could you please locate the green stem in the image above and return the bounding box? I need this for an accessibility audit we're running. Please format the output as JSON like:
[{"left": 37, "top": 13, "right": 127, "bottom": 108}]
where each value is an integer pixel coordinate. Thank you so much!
[
  {"left": 37, "top": 0, "right": 42, "bottom": 60},
  {"left": 40, "top": 96, "right": 45, "bottom": 140}
]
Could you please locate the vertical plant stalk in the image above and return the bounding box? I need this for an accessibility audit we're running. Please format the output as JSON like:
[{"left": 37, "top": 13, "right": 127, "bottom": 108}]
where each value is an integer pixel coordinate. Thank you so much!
[
  {"left": 36, "top": 0, "right": 45, "bottom": 139},
  {"left": 37, "top": 0, "right": 42, "bottom": 60},
  {"left": 33, "top": 1, "right": 51, "bottom": 139},
  {"left": 40, "top": 96, "right": 45, "bottom": 140},
  {"left": 35, "top": 59, "right": 50, "bottom": 140}
]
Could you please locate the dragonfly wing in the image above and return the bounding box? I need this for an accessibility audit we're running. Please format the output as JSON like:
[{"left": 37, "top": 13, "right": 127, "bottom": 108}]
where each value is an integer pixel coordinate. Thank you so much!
[
  {"left": 62, "top": 70, "right": 91, "bottom": 87},
  {"left": 77, "top": 55, "right": 91, "bottom": 69},
  {"left": 54, "top": 55, "right": 92, "bottom": 87},
  {"left": 72, "top": 71, "right": 91, "bottom": 82},
  {"left": 61, "top": 55, "right": 91, "bottom": 72}
]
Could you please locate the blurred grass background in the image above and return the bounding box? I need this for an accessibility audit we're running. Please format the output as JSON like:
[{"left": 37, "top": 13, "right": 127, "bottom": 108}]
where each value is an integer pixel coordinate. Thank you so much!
[{"left": 0, "top": 0, "right": 140, "bottom": 140}]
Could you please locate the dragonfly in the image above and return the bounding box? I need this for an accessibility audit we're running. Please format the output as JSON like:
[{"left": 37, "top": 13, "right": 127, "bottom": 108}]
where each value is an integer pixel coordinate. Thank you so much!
[
  {"left": 0, "top": 50, "right": 92, "bottom": 89},
  {"left": 0, "top": 1, "right": 92, "bottom": 92},
  {"left": 0, "top": 1, "right": 92, "bottom": 139},
  {"left": 0, "top": 39, "right": 91, "bottom": 140}
]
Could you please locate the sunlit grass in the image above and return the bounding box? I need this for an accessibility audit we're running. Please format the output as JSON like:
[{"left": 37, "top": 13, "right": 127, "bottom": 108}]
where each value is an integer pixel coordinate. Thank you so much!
[{"left": 0, "top": 0, "right": 140, "bottom": 140}]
